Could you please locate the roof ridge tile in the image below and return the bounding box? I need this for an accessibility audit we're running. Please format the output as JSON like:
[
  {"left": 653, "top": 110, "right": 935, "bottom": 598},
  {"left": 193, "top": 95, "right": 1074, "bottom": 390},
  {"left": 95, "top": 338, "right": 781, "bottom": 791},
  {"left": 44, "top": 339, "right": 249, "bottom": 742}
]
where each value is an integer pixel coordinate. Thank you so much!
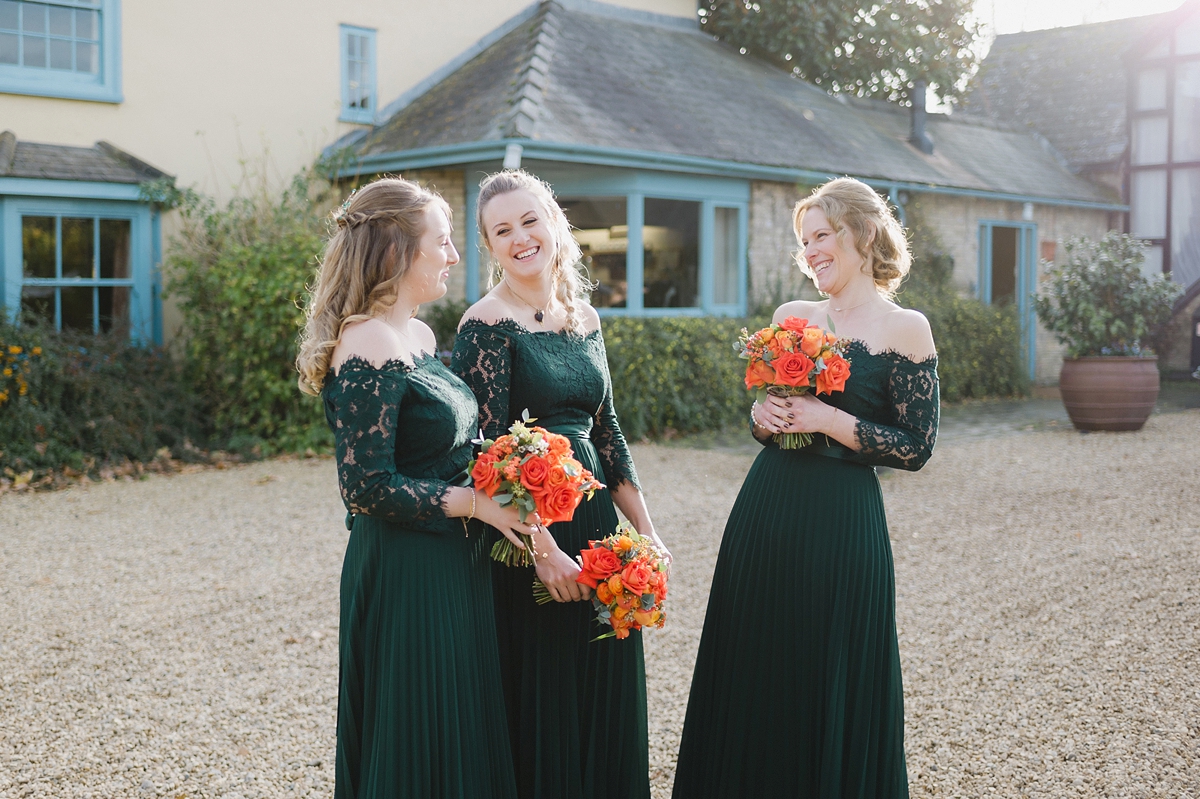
[{"left": 503, "top": 1, "right": 559, "bottom": 139}]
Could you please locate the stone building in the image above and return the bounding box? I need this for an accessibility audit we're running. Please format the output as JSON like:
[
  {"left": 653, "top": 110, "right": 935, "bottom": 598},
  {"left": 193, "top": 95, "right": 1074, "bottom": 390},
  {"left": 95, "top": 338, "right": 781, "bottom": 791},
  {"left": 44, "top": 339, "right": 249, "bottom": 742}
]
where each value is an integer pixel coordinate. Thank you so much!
[
  {"left": 965, "top": 0, "right": 1200, "bottom": 375},
  {"left": 334, "top": 0, "right": 1121, "bottom": 383}
]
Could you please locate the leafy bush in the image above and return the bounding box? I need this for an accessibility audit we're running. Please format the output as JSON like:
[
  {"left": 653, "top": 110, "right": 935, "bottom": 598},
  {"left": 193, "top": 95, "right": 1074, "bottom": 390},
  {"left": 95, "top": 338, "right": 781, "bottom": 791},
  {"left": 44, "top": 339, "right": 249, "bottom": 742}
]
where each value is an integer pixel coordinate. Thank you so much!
[
  {"left": 1033, "top": 233, "right": 1184, "bottom": 357},
  {"left": 603, "top": 315, "right": 769, "bottom": 441},
  {"left": 164, "top": 172, "right": 334, "bottom": 454},
  {"left": 419, "top": 299, "right": 469, "bottom": 355},
  {"left": 0, "top": 317, "right": 199, "bottom": 482}
]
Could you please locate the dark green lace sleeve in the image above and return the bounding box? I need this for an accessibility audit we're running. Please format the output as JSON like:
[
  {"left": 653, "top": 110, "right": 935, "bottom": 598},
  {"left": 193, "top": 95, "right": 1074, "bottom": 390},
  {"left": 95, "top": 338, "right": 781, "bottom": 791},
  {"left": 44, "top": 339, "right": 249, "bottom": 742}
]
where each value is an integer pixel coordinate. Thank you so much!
[
  {"left": 590, "top": 334, "right": 641, "bottom": 491},
  {"left": 849, "top": 355, "right": 940, "bottom": 471},
  {"left": 328, "top": 362, "right": 455, "bottom": 534},
  {"left": 450, "top": 324, "right": 513, "bottom": 441}
]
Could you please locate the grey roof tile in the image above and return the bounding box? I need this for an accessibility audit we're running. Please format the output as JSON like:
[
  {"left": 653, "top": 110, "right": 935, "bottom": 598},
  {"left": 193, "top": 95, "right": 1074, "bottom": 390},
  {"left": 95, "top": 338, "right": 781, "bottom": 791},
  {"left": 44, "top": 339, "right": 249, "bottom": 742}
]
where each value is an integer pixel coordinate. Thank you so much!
[
  {"left": 357, "top": 1, "right": 1116, "bottom": 204},
  {"left": 0, "top": 130, "right": 169, "bottom": 183},
  {"left": 960, "top": 14, "right": 1170, "bottom": 170}
]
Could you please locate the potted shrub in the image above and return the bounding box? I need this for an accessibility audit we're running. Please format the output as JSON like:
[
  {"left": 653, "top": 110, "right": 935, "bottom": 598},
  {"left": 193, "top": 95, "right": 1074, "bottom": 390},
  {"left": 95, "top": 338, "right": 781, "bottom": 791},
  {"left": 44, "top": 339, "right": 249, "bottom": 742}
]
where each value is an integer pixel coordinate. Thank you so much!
[{"left": 1034, "top": 233, "right": 1183, "bottom": 431}]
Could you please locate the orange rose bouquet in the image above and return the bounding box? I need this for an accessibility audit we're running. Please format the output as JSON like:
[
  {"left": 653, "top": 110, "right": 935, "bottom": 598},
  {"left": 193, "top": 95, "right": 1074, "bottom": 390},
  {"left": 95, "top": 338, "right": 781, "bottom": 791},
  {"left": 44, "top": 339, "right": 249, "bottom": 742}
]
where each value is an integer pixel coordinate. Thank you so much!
[
  {"left": 470, "top": 410, "right": 604, "bottom": 566},
  {"left": 737, "top": 316, "right": 851, "bottom": 449},
  {"left": 540, "top": 521, "right": 668, "bottom": 640}
]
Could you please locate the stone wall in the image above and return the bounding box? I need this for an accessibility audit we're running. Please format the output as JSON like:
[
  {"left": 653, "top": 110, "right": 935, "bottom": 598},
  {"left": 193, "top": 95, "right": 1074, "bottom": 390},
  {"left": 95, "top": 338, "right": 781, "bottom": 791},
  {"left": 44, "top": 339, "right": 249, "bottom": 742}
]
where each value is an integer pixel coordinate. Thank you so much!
[
  {"left": 404, "top": 168, "right": 470, "bottom": 306},
  {"left": 747, "top": 180, "right": 1116, "bottom": 384},
  {"left": 907, "top": 193, "right": 1112, "bottom": 384},
  {"left": 747, "top": 180, "right": 821, "bottom": 312}
]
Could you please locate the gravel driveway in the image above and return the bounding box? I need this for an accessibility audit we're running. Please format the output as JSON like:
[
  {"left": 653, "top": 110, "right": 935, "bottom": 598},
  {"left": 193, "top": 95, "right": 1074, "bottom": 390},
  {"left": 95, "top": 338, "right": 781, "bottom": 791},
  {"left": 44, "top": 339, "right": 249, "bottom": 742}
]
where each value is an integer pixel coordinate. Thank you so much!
[{"left": 2, "top": 411, "right": 1198, "bottom": 798}]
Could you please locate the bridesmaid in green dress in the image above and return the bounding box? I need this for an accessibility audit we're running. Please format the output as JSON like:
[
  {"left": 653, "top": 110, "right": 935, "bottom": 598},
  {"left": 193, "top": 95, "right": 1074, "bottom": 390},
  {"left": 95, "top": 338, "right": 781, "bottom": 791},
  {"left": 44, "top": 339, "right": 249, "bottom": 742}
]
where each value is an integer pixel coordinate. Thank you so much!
[
  {"left": 672, "top": 178, "right": 939, "bottom": 799},
  {"left": 451, "top": 170, "right": 671, "bottom": 799},
  {"left": 296, "top": 177, "right": 534, "bottom": 799}
]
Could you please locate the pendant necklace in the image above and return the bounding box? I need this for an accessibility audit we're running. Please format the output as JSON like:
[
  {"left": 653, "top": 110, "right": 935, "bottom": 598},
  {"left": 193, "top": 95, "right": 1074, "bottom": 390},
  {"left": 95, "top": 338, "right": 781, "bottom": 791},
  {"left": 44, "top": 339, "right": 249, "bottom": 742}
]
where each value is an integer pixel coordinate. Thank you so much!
[
  {"left": 505, "top": 280, "right": 550, "bottom": 324},
  {"left": 831, "top": 296, "right": 874, "bottom": 313}
]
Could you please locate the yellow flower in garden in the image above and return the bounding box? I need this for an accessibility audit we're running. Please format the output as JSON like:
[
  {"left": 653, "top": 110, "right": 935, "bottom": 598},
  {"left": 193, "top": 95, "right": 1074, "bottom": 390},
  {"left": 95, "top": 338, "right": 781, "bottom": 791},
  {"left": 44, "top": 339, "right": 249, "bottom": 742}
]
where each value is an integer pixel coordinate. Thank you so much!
[
  {"left": 2, "top": 367, "right": 11, "bottom": 377},
  {"left": 32, "top": 346, "right": 42, "bottom": 356},
  {"left": 8, "top": 345, "right": 20, "bottom": 354},
  {"left": 0, "top": 390, "right": 8, "bottom": 403}
]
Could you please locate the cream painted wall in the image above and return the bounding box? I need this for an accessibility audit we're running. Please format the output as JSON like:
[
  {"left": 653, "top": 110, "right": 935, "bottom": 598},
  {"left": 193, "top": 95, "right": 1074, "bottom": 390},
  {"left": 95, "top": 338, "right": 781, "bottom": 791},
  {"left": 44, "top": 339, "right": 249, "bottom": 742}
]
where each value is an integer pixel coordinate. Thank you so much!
[{"left": 1, "top": 0, "right": 696, "bottom": 196}]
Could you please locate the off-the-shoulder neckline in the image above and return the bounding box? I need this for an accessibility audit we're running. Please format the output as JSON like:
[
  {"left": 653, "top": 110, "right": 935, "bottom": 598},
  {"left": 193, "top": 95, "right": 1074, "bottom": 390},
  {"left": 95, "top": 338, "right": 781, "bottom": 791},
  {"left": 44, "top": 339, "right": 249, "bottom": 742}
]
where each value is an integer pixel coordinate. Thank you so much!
[
  {"left": 842, "top": 338, "right": 938, "bottom": 366},
  {"left": 458, "top": 316, "right": 602, "bottom": 338},
  {"left": 329, "top": 351, "right": 439, "bottom": 378}
]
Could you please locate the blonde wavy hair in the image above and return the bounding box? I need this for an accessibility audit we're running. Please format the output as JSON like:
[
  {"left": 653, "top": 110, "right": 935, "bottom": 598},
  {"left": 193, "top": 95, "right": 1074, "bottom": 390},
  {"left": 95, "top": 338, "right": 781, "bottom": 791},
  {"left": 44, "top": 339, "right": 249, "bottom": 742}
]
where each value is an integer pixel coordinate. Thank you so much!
[
  {"left": 792, "top": 177, "right": 911, "bottom": 298},
  {"left": 296, "top": 177, "right": 450, "bottom": 395},
  {"left": 476, "top": 169, "right": 593, "bottom": 333}
]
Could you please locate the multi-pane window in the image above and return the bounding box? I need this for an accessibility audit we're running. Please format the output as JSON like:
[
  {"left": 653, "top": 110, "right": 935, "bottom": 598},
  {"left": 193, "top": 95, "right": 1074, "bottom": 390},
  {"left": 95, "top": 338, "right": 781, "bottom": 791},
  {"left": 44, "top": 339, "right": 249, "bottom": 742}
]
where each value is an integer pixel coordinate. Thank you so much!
[
  {"left": 0, "top": 0, "right": 99, "bottom": 74},
  {"left": 340, "top": 25, "right": 375, "bottom": 124},
  {"left": 21, "top": 213, "right": 133, "bottom": 333},
  {"left": 0, "top": 0, "right": 115, "bottom": 101},
  {"left": 1123, "top": 13, "right": 1200, "bottom": 285},
  {"left": 554, "top": 192, "right": 745, "bottom": 315}
]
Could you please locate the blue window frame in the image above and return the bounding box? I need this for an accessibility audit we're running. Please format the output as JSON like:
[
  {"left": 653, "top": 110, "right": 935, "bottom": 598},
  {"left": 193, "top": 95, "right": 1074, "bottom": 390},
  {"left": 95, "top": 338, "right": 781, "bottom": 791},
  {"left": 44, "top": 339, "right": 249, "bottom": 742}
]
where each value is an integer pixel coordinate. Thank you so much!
[
  {"left": 978, "top": 220, "right": 1037, "bottom": 380},
  {"left": 465, "top": 166, "right": 749, "bottom": 316},
  {"left": 0, "top": 0, "right": 120, "bottom": 102},
  {"left": 2, "top": 194, "right": 155, "bottom": 342},
  {"left": 340, "top": 24, "right": 375, "bottom": 124}
]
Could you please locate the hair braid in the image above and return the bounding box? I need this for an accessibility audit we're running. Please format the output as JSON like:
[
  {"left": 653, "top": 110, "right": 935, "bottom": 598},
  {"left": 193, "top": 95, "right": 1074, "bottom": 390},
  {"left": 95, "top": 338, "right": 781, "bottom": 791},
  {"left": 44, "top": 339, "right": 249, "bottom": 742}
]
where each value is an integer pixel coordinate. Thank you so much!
[{"left": 476, "top": 169, "right": 593, "bottom": 333}]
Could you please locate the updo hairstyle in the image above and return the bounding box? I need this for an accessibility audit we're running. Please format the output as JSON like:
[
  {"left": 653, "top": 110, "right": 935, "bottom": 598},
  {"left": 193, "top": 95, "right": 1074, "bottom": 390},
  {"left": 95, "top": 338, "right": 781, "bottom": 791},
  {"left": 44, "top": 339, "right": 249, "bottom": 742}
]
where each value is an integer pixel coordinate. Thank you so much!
[{"left": 792, "top": 177, "right": 911, "bottom": 298}]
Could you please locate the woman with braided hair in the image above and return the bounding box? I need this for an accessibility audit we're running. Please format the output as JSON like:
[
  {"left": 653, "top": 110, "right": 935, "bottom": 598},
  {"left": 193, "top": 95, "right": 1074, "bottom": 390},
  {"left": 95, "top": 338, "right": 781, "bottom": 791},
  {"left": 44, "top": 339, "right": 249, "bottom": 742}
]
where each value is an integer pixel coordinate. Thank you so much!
[
  {"left": 451, "top": 169, "right": 669, "bottom": 799},
  {"left": 297, "top": 176, "right": 525, "bottom": 798}
]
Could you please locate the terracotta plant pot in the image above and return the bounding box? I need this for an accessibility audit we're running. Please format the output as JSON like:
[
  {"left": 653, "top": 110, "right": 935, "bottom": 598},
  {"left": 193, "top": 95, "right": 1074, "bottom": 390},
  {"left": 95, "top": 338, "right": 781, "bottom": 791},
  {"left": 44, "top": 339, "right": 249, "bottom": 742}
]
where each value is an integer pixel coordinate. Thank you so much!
[{"left": 1059, "top": 356, "right": 1160, "bottom": 431}]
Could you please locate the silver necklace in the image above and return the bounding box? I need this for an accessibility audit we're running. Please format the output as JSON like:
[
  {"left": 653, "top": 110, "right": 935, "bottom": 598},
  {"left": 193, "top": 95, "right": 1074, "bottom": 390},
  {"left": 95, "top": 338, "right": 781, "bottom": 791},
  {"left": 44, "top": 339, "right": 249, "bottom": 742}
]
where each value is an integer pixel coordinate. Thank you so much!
[{"left": 505, "top": 280, "right": 551, "bottom": 324}]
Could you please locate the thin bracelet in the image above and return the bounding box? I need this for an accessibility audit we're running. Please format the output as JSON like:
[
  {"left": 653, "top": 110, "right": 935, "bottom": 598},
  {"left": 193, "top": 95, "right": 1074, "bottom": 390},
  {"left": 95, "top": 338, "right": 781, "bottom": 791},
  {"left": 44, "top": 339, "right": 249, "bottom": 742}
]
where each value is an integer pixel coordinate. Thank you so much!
[
  {"left": 461, "top": 488, "right": 477, "bottom": 537},
  {"left": 529, "top": 527, "right": 550, "bottom": 560}
]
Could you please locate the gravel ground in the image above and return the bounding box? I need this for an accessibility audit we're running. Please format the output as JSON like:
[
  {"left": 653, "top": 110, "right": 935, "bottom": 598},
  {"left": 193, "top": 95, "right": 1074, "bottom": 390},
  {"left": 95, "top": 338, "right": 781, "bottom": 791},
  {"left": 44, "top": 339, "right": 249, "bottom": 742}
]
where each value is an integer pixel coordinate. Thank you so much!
[{"left": 2, "top": 411, "right": 1198, "bottom": 798}]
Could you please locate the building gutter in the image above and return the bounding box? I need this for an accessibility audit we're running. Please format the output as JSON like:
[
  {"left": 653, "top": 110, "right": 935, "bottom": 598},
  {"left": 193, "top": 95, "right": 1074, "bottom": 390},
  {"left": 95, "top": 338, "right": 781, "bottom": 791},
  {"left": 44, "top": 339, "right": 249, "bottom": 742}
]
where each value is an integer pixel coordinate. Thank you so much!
[{"left": 340, "top": 139, "right": 1129, "bottom": 212}]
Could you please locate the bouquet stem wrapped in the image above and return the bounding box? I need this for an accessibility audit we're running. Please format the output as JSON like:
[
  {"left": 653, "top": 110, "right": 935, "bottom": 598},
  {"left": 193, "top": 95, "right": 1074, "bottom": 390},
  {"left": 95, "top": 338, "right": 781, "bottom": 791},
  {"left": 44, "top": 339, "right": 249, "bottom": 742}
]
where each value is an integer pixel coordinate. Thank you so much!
[
  {"left": 737, "top": 317, "right": 851, "bottom": 449},
  {"left": 469, "top": 410, "right": 603, "bottom": 567}
]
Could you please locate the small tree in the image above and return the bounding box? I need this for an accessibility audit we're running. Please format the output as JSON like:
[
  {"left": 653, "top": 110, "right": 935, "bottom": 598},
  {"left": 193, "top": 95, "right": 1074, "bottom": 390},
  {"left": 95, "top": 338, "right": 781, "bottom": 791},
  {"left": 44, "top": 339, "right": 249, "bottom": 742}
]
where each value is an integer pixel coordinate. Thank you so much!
[
  {"left": 1033, "top": 233, "right": 1183, "bottom": 358},
  {"left": 700, "top": 0, "right": 979, "bottom": 103}
]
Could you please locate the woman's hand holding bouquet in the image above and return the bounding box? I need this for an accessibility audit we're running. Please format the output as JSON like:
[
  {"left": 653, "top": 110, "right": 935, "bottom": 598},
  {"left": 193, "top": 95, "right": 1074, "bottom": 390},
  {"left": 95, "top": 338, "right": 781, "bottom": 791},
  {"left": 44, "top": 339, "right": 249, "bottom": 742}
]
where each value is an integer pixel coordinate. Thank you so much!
[{"left": 738, "top": 316, "right": 851, "bottom": 449}]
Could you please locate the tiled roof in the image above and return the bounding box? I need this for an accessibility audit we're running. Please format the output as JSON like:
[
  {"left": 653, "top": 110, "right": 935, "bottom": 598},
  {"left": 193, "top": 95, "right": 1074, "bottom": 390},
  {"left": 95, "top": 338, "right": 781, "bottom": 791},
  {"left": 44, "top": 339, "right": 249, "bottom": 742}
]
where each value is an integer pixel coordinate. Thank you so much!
[
  {"left": 960, "top": 13, "right": 1172, "bottom": 170},
  {"left": 355, "top": 0, "right": 1116, "bottom": 205},
  {"left": 0, "top": 130, "right": 169, "bottom": 183}
]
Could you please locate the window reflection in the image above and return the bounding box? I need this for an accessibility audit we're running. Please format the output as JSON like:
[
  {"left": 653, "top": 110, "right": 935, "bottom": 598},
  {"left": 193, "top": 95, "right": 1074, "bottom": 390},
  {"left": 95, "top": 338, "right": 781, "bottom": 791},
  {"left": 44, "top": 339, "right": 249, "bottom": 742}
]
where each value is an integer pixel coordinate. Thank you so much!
[
  {"left": 562, "top": 197, "right": 628, "bottom": 308},
  {"left": 644, "top": 198, "right": 699, "bottom": 308}
]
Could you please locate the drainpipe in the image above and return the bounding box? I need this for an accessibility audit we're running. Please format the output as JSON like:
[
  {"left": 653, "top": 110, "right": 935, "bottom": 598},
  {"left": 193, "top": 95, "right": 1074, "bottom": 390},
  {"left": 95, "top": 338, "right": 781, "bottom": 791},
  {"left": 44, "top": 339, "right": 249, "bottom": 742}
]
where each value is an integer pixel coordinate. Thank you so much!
[{"left": 909, "top": 81, "right": 934, "bottom": 155}]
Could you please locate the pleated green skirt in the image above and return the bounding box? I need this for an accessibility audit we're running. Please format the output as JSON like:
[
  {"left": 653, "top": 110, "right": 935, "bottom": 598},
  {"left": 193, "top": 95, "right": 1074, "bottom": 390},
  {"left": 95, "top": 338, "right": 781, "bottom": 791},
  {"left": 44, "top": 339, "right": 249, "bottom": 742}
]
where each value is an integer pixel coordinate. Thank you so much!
[
  {"left": 672, "top": 444, "right": 909, "bottom": 799},
  {"left": 492, "top": 435, "right": 650, "bottom": 799},
  {"left": 335, "top": 515, "right": 517, "bottom": 799}
]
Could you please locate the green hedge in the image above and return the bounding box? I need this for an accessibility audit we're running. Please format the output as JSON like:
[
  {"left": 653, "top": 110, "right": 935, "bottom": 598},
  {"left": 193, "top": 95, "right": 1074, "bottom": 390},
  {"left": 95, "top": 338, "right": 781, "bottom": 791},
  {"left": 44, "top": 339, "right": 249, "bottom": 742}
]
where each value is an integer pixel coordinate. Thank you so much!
[
  {"left": 164, "top": 173, "right": 333, "bottom": 454},
  {"left": 0, "top": 318, "right": 199, "bottom": 481},
  {"left": 603, "top": 315, "right": 769, "bottom": 441}
]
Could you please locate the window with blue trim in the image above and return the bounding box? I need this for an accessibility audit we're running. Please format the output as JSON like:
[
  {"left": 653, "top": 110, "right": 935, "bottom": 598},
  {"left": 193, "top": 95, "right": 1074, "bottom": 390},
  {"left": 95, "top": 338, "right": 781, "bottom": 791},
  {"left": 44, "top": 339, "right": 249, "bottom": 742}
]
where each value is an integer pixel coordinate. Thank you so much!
[
  {"left": 20, "top": 212, "right": 134, "bottom": 332},
  {"left": 0, "top": 0, "right": 119, "bottom": 102},
  {"left": 340, "top": 24, "right": 375, "bottom": 124}
]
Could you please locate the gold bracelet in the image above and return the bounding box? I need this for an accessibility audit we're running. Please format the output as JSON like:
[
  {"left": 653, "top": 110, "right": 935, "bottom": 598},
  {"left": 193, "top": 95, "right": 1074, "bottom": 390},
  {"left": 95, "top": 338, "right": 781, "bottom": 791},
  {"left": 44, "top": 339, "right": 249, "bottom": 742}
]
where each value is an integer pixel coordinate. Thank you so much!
[
  {"left": 461, "top": 488, "right": 477, "bottom": 538},
  {"left": 529, "top": 527, "right": 550, "bottom": 560}
]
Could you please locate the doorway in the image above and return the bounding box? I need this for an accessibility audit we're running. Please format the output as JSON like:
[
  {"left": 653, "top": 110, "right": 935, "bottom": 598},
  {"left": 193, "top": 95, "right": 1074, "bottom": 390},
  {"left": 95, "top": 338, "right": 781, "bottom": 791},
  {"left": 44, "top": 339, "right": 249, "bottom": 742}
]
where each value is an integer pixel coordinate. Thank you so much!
[{"left": 979, "top": 221, "right": 1037, "bottom": 380}]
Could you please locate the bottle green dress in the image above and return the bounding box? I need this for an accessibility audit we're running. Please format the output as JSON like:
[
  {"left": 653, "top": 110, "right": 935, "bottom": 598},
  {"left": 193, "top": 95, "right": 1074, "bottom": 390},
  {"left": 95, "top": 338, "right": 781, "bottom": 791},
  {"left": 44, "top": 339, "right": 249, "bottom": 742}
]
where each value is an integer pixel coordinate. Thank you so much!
[
  {"left": 322, "top": 354, "right": 517, "bottom": 799},
  {"left": 451, "top": 319, "right": 649, "bottom": 799},
  {"left": 672, "top": 341, "right": 939, "bottom": 799}
]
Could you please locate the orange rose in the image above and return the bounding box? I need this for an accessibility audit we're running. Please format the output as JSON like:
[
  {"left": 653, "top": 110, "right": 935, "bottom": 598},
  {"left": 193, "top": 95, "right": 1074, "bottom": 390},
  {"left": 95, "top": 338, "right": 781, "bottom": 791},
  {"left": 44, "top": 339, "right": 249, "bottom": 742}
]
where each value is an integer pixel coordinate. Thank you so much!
[
  {"left": 611, "top": 618, "right": 632, "bottom": 639},
  {"left": 649, "top": 570, "right": 668, "bottom": 601},
  {"left": 547, "top": 433, "right": 571, "bottom": 457},
  {"left": 471, "top": 453, "right": 502, "bottom": 498},
  {"left": 545, "top": 464, "right": 569, "bottom": 488},
  {"left": 576, "top": 545, "right": 623, "bottom": 588},
  {"left": 744, "top": 359, "right": 776, "bottom": 390},
  {"left": 540, "top": 483, "right": 582, "bottom": 525},
  {"left": 615, "top": 535, "right": 634, "bottom": 554},
  {"left": 781, "top": 316, "right": 809, "bottom": 334},
  {"left": 799, "top": 327, "right": 824, "bottom": 358},
  {"left": 772, "top": 350, "right": 815, "bottom": 387},
  {"left": 612, "top": 603, "right": 631, "bottom": 620},
  {"left": 607, "top": 574, "right": 625, "bottom": 596},
  {"left": 520, "top": 454, "right": 552, "bottom": 495},
  {"left": 620, "top": 562, "right": 653, "bottom": 596},
  {"left": 595, "top": 582, "right": 614, "bottom": 604},
  {"left": 766, "top": 336, "right": 784, "bottom": 358},
  {"left": 632, "top": 608, "right": 660, "bottom": 628},
  {"left": 816, "top": 353, "right": 851, "bottom": 395}
]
